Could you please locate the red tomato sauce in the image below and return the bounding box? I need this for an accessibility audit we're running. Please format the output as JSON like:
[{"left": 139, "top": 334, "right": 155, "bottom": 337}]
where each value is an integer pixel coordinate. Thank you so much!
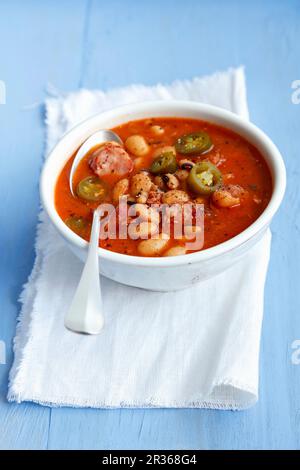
[{"left": 55, "top": 117, "right": 272, "bottom": 256}]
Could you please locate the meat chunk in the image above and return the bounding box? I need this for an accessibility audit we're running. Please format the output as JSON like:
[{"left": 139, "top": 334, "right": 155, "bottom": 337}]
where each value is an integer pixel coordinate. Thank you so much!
[
  {"left": 89, "top": 142, "right": 134, "bottom": 177},
  {"left": 147, "top": 188, "right": 163, "bottom": 204}
]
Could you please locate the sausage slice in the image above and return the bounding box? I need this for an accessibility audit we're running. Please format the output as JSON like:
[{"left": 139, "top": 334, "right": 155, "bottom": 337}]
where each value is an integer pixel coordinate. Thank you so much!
[{"left": 89, "top": 142, "right": 134, "bottom": 177}]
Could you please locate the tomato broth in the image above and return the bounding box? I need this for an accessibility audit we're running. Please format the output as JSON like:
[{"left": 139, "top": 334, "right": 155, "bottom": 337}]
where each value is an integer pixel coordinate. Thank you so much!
[{"left": 55, "top": 117, "right": 272, "bottom": 257}]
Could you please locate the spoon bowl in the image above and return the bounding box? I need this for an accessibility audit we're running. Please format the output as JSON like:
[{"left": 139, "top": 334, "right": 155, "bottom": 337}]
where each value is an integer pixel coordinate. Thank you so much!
[{"left": 69, "top": 129, "right": 123, "bottom": 196}]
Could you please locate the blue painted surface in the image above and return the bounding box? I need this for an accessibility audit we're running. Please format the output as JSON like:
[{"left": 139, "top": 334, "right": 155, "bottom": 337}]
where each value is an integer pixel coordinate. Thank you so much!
[{"left": 0, "top": 0, "right": 299, "bottom": 450}]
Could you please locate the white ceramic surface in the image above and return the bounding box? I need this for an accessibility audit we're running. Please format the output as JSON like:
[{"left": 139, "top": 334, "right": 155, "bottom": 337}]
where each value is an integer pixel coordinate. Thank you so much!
[{"left": 40, "top": 101, "right": 286, "bottom": 291}]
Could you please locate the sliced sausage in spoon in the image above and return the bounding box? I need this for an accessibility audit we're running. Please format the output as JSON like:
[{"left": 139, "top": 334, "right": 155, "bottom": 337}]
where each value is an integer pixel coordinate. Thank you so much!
[{"left": 89, "top": 142, "right": 134, "bottom": 178}]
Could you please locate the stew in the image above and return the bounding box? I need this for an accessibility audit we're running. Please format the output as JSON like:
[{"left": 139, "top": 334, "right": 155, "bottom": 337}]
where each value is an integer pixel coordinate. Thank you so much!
[{"left": 55, "top": 117, "right": 272, "bottom": 257}]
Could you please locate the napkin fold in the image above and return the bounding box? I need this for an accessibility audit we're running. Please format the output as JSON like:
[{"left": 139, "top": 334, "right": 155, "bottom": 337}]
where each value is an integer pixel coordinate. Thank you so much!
[{"left": 8, "top": 67, "right": 271, "bottom": 410}]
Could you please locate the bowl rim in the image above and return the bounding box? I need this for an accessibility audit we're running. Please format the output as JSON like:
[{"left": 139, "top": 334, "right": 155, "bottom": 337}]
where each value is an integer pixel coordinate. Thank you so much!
[{"left": 40, "top": 100, "right": 286, "bottom": 267}]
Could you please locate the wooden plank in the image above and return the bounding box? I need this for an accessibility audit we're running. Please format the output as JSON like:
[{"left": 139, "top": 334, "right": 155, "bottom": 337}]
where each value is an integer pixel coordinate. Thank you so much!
[{"left": 0, "top": 0, "right": 87, "bottom": 449}]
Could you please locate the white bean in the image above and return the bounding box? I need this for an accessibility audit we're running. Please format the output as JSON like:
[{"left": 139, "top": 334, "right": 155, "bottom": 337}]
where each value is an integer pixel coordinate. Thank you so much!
[
  {"left": 150, "top": 125, "right": 164, "bottom": 135},
  {"left": 129, "top": 221, "right": 159, "bottom": 239},
  {"left": 129, "top": 204, "right": 160, "bottom": 225},
  {"left": 153, "top": 175, "right": 165, "bottom": 190},
  {"left": 162, "top": 189, "right": 189, "bottom": 205},
  {"left": 163, "top": 246, "right": 187, "bottom": 257},
  {"left": 125, "top": 135, "right": 150, "bottom": 156},
  {"left": 112, "top": 178, "right": 129, "bottom": 203},
  {"left": 131, "top": 173, "right": 152, "bottom": 197},
  {"left": 152, "top": 145, "right": 176, "bottom": 159},
  {"left": 137, "top": 233, "right": 170, "bottom": 256},
  {"left": 134, "top": 156, "right": 147, "bottom": 169},
  {"left": 164, "top": 173, "right": 179, "bottom": 190}
]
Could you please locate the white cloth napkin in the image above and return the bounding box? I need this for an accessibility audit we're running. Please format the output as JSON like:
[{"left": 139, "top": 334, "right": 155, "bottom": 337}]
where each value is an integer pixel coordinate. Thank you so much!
[{"left": 8, "top": 67, "right": 271, "bottom": 410}]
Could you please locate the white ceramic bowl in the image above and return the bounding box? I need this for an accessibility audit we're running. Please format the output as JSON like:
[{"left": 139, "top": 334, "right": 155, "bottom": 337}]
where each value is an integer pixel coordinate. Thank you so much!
[{"left": 40, "top": 101, "right": 286, "bottom": 291}]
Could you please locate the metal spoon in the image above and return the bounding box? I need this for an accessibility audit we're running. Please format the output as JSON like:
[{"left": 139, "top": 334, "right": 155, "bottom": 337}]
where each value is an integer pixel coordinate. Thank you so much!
[
  {"left": 65, "top": 129, "right": 122, "bottom": 334},
  {"left": 69, "top": 129, "right": 123, "bottom": 196},
  {"left": 65, "top": 206, "right": 104, "bottom": 334}
]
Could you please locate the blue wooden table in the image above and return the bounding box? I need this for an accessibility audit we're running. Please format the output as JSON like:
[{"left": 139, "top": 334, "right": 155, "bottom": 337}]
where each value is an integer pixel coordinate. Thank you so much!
[{"left": 0, "top": 0, "right": 299, "bottom": 450}]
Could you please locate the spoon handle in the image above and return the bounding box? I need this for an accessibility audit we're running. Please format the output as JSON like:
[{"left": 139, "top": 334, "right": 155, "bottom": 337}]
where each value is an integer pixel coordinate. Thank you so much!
[{"left": 64, "top": 207, "right": 104, "bottom": 334}]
